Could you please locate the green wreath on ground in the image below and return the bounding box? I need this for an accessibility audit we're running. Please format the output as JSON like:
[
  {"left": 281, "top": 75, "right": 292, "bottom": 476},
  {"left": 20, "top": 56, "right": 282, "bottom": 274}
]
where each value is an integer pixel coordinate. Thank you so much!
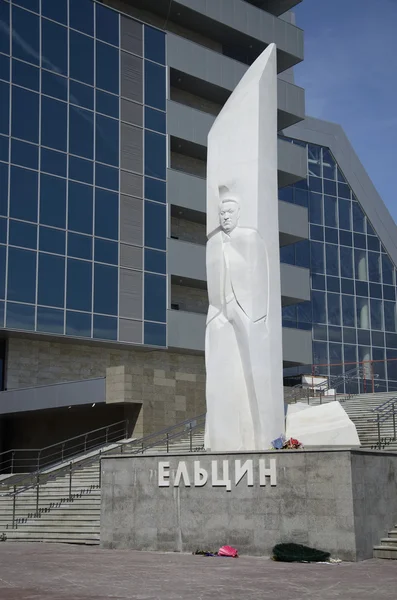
[{"left": 272, "top": 543, "right": 331, "bottom": 563}]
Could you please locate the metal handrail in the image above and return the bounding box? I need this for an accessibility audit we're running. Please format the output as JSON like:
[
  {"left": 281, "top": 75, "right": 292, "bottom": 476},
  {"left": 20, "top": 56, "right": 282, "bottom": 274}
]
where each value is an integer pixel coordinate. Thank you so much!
[
  {"left": 0, "top": 419, "right": 129, "bottom": 475},
  {"left": 368, "top": 397, "right": 397, "bottom": 449}
]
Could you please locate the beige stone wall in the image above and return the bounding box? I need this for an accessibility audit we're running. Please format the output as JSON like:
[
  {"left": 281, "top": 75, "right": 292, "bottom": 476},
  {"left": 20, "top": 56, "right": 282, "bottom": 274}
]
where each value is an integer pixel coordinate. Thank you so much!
[
  {"left": 6, "top": 338, "right": 206, "bottom": 436},
  {"left": 171, "top": 284, "right": 208, "bottom": 314},
  {"left": 170, "top": 217, "right": 206, "bottom": 245}
]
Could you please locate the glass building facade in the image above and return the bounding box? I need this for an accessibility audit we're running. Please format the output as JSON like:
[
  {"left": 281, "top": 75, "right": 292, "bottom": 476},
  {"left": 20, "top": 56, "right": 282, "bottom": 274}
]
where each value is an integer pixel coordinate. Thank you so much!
[
  {"left": 280, "top": 137, "right": 397, "bottom": 393},
  {"left": 0, "top": 0, "right": 167, "bottom": 347}
]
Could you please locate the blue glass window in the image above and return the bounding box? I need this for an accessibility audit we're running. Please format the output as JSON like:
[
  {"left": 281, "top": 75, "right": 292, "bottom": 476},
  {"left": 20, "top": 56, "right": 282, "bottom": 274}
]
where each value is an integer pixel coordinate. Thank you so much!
[
  {"left": 94, "top": 264, "right": 118, "bottom": 315},
  {"left": 309, "top": 176, "right": 322, "bottom": 194},
  {"left": 145, "top": 61, "right": 166, "bottom": 111},
  {"left": 309, "top": 192, "right": 323, "bottom": 225},
  {"left": 0, "top": 218, "right": 6, "bottom": 244},
  {"left": 342, "top": 295, "right": 355, "bottom": 327},
  {"left": 0, "top": 1, "right": 10, "bottom": 55},
  {"left": 144, "top": 322, "right": 166, "bottom": 347},
  {"left": 67, "top": 259, "right": 92, "bottom": 312},
  {"left": 40, "top": 174, "right": 66, "bottom": 228},
  {"left": 69, "top": 30, "right": 94, "bottom": 85},
  {"left": 0, "top": 163, "right": 8, "bottom": 216},
  {"left": 95, "top": 189, "right": 118, "bottom": 239},
  {"left": 370, "top": 299, "right": 383, "bottom": 331},
  {"left": 327, "top": 293, "right": 340, "bottom": 325},
  {"left": 145, "top": 131, "right": 166, "bottom": 180},
  {"left": 310, "top": 241, "right": 324, "bottom": 274},
  {"left": 368, "top": 252, "right": 381, "bottom": 283},
  {"left": 344, "top": 344, "right": 357, "bottom": 364},
  {"left": 39, "top": 226, "right": 65, "bottom": 255},
  {"left": 69, "top": 80, "right": 94, "bottom": 110},
  {"left": 312, "top": 274, "right": 325, "bottom": 291},
  {"left": 279, "top": 187, "right": 293, "bottom": 203},
  {"left": 69, "top": 106, "right": 94, "bottom": 159},
  {"left": 69, "top": 0, "right": 94, "bottom": 36},
  {"left": 340, "top": 246, "right": 353, "bottom": 279},
  {"left": 356, "top": 280, "right": 368, "bottom": 297},
  {"left": 41, "top": 71, "right": 68, "bottom": 101},
  {"left": 95, "top": 163, "right": 118, "bottom": 191},
  {"left": 37, "top": 306, "right": 64, "bottom": 334},
  {"left": 356, "top": 297, "right": 370, "bottom": 330},
  {"left": 354, "top": 232, "right": 366, "bottom": 249},
  {"left": 6, "top": 302, "right": 35, "bottom": 330},
  {"left": 7, "top": 247, "right": 36, "bottom": 303},
  {"left": 96, "top": 115, "right": 119, "bottom": 166},
  {"left": 96, "top": 42, "right": 119, "bottom": 95},
  {"left": 145, "top": 107, "right": 166, "bottom": 133},
  {"left": 41, "top": 148, "right": 67, "bottom": 178},
  {"left": 385, "top": 302, "right": 397, "bottom": 333},
  {"left": 94, "top": 238, "right": 118, "bottom": 265},
  {"left": 0, "top": 82, "right": 9, "bottom": 135},
  {"left": 9, "top": 220, "right": 37, "bottom": 250},
  {"left": 68, "top": 182, "right": 93, "bottom": 235},
  {"left": 341, "top": 279, "right": 354, "bottom": 295},
  {"left": 93, "top": 314, "right": 117, "bottom": 340},
  {"left": 12, "top": 6, "right": 39, "bottom": 65},
  {"left": 0, "top": 246, "right": 5, "bottom": 298},
  {"left": 294, "top": 186, "right": 308, "bottom": 208},
  {"left": 10, "top": 166, "right": 38, "bottom": 222},
  {"left": 144, "top": 273, "right": 166, "bottom": 322},
  {"left": 0, "top": 300, "right": 3, "bottom": 327},
  {"left": 384, "top": 285, "right": 395, "bottom": 301},
  {"left": 42, "top": 0, "right": 67, "bottom": 24},
  {"left": 69, "top": 156, "right": 93, "bottom": 184},
  {"left": 145, "top": 177, "right": 166, "bottom": 203},
  {"left": 354, "top": 249, "right": 367, "bottom": 280},
  {"left": 343, "top": 328, "right": 357, "bottom": 347},
  {"left": 339, "top": 230, "right": 352, "bottom": 247},
  {"left": 312, "top": 291, "right": 326, "bottom": 323},
  {"left": 324, "top": 196, "right": 337, "bottom": 228},
  {"left": 323, "top": 179, "right": 336, "bottom": 197},
  {"left": 313, "top": 325, "right": 327, "bottom": 341},
  {"left": 327, "top": 276, "right": 340, "bottom": 293},
  {"left": 366, "top": 222, "right": 375, "bottom": 236},
  {"left": 12, "top": 86, "right": 39, "bottom": 143},
  {"left": 370, "top": 282, "right": 382, "bottom": 299},
  {"left": 352, "top": 203, "right": 365, "bottom": 233},
  {"left": 11, "top": 139, "right": 38, "bottom": 170},
  {"left": 38, "top": 253, "right": 65, "bottom": 308},
  {"left": 367, "top": 236, "right": 380, "bottom": 252},
  {"left": 41, "top": 19, "right": 67, "bottom": 75},
  {"left": 280, "top": 244, "right": 294, "bottom": 265},
  {"left": 322, "top": 149, "right": 336, "bottom": 180},
  {"left": 13, "top": 0, "right": 39, "bottom": 11},
  {"left": 328, "top": 326, "right": 342, "bottom": 343},
  {"left": 338, "top": 199, "right": 351, "bottom": 230},
  {"left": 338, "top": 182, "right": 351, "bottom": 200},
  {"left": 96, "top": 90, "right": 119, "bottom": 119},
  {"left": 41, "top": 96, "right": 67, "bottom": 151},
  {"left": 66, "top": 310, "right": 91, "bottom": 337},
  {"left": 144, "top": 27, "right": 165, "bottom": 65},
  {"left": 144, "top": 201, "right": 166, "bottom": 250},
  {"left": 324, "top": 227, "right": 338, "bottom": 245},
  {"left": 96, "top": 4, "right": 119, "bottom": 46},
  {"left": 0, "top": 135, "right": 8, "bottom": 162},
  {"left": 295, "top": 240, "right": 310, "bottom": 269},
  {"left": 382, "top": 254, "right": 394, "bottom": 285},
  {"left": 12, "top": 59, "right": 39, "bottom": 91},
  {"left": 372, "top": 332, "right": 385, "bottom": 348},
  {"left": 326, "top": 244, "right": 339, "bottom": 276},
  {"left": 145, "top": 249, "right": 166, "bottom": 274},
  {"left": 68, "top": 232, "right": 92, "bottom": 261}
]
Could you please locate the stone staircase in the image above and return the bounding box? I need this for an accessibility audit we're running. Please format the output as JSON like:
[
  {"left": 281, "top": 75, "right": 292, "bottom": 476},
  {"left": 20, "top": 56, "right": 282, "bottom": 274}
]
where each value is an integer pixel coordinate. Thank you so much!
[{"left": 0, "top": 430, "right": 205, "bottom": 545}]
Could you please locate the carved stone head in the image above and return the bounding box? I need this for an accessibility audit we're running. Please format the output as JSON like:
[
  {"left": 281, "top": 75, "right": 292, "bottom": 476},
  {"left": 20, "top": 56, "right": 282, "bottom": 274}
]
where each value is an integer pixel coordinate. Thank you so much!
[{"left": 218, "top": 186, "right": 240, "bottom": 234}]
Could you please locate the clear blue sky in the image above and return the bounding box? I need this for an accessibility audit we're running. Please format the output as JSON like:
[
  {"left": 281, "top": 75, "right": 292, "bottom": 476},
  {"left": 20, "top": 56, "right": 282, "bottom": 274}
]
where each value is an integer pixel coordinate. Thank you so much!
[{"left": 293, "top": 0, "right": 397, "bottom": 222}]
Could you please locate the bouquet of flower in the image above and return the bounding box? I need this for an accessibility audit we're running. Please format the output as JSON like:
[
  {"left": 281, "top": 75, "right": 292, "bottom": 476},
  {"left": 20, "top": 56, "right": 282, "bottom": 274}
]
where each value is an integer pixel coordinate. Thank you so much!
[{"left": 271, "top": 434, "right": 303, "bottom": 450}]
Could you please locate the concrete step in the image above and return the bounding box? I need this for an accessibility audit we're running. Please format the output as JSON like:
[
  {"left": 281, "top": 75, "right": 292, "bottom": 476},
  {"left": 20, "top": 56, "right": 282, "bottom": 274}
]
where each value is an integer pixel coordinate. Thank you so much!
[
  {"left": 5, "top": 524, "right": 100, "bottom": 533},
  {"left": 4, "top": 533, "right": 100, "bottom": 544},
  {"left": 380, "top": 537, "right": 397, "bottom": 546},
  {"left": 373, "top": 545, "right": 397, "bottom": 559}
]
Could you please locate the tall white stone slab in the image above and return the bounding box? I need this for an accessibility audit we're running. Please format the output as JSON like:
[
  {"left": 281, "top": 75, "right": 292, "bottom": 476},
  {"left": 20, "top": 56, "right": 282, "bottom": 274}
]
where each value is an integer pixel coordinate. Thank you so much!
[{"left": 205, "top": 44, "right": 284, "bottom": 451}]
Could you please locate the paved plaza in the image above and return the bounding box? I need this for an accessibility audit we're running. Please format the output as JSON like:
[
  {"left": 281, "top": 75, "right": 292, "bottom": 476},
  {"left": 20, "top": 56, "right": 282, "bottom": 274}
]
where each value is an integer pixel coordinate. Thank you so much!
[{"left": 0, "top": 543, "right": 396, "bottom": 599}]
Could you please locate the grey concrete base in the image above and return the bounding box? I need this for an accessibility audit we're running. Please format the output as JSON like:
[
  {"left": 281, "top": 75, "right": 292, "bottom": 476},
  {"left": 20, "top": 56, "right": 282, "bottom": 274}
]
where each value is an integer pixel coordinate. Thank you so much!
[{"left": 100, "top": 450, "right": 397, "bottom": 561}]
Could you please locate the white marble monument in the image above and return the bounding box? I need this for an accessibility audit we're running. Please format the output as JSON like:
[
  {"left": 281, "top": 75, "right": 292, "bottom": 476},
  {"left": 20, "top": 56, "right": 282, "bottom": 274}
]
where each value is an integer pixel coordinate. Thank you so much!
[{"left": 204, "top": 44, "right": 284, "bottom": 452}]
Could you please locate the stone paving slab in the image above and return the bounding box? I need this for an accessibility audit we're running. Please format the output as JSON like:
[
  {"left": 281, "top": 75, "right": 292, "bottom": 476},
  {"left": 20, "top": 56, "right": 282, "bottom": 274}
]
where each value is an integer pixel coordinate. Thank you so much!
[{"left": 0, "top": 543, "right": 397, "bottom": 599}]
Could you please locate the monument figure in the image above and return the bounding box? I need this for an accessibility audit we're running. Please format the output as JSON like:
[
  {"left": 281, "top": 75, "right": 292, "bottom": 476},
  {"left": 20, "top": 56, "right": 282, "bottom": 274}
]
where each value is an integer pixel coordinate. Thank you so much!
[{"left": 204, "top": 44, "right": 285, "bottom": 451}]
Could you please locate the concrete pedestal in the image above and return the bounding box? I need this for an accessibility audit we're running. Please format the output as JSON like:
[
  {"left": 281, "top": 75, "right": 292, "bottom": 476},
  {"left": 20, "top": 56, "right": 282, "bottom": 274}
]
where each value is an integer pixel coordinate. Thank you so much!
[{"left": 100, "top": 450, "right": 397, "bottom": 561}]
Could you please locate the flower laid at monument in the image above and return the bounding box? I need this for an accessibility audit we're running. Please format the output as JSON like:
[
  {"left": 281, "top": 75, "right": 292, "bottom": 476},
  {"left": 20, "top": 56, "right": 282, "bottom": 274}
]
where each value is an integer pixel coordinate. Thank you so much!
[{"left": 271, "top": 435, "right": 303, "bottom": 450}]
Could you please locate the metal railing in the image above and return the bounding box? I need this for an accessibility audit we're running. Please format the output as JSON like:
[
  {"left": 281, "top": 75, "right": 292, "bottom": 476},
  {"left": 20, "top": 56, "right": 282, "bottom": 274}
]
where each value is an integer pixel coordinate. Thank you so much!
[
  {"left": 0, "top": 419, "right": 129, "bottom": 475},
  {"left": 0, "top": 413, "right": 206, "bottom": 530},
  {"left": 285, "top": 365, "right": 365, "bottom": 404},
  {"left": 368, "top": 397, "right": 397, "bottom": 450}
]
